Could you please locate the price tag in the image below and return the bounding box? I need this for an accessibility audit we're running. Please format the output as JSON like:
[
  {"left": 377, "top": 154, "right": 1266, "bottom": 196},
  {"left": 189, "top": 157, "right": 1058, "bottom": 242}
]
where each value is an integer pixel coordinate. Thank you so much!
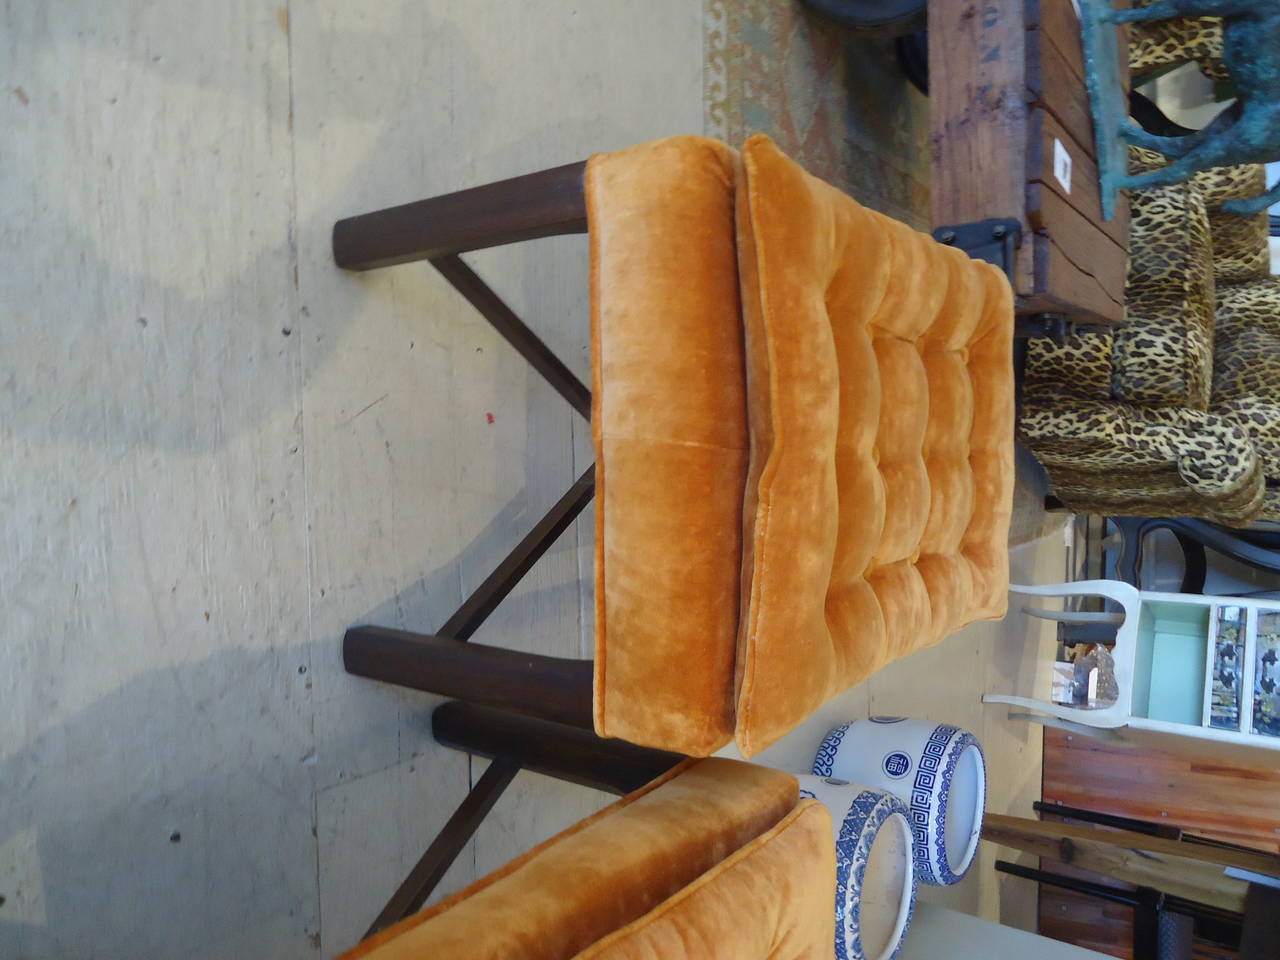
[{"left": 1054, "top": 138, "right": 1073, "bottom": 194}]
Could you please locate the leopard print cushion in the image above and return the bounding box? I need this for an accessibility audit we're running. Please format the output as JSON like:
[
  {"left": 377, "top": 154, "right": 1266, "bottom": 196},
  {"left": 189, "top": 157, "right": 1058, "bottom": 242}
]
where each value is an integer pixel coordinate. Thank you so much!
[
  {"left": 1196, "top": 162, "right": 1268, "bottom": 211},
  {"left": 1196, "top": 165, "right": 1272, "bottom": 286},
  {"left": 1023, "top": 330, "right": 1114, "bottom": 405},
  {"left": 1020, "top": 400, "right": 1262, "bottom": 500},
  {"left": 1214, "top": 328, "right": 1280, "bottom": 406},
  {"left": 1211, "top": 314, "right": 1280, "bottom": 484},
  {"left": 1129, "top": 2, "right": 1227, "bottom": 83},
  {"left": 1218, "top": 395, "right": 1280, "bottom": 479},
  {"left": 1017, "top": 131, "right": 1278, "bottom": 523},
  {"left": 1128, "top": 145, "right": 1167, "bottom": 178},
  {"left": 1019, "top": 389, "right": 1273, "bottom": 522},
  {"left": 1216, "top": 278, "right": 1280, "bottom": 345},
  {"left": 1265, "top": 488, "right": 1280, "bottom": 522},
  {"left": 1051, "top": 466, "right": 1265, "bottom": 526},
  {"left": 1116, "top": 181, "right": 1215, "bottom": 408}
]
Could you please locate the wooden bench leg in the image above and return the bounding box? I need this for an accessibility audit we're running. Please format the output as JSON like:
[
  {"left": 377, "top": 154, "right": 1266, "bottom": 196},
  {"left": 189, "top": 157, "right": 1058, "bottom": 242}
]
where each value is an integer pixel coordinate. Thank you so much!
[
  {"left": 332, "top": 160, "right": 587, "bottom": 270},
  {"left": 437, "top": 465, "right": 595, "bottom": 640},
  {"left": 432, "top": 701, "right": 685, "bottom": 797},
  {"left": 363, "top": 758, "right": 520, "bottom": 939},
  {"left": 343, "top": 627, "right": 594, "bottom": 729},
  {"left": 342, "top": 464, "right": 595, "bottom": 725},
  {"left": 332, "top": 162, "right": 592, "bottom": 416},
  {"left": 431, "top": 254, "right": 591, "bottom": 417},
  {"left": 335, "top": 162, "right": 597, "bottom": 739}
]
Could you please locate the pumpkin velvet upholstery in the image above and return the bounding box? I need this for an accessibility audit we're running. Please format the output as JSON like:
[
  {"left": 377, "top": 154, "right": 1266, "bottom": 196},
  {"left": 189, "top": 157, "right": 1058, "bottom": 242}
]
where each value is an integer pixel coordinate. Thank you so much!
[
  {"left": 588, "top": 137, "right": 746, "bottom": 757},
  {"left": 732, "top": 135, "right": 1015, "bottom": 755},
  {"left": 586, "top": 134, "right": 1014, "bottom": 758},
  {"left": 340, "top": 759, "right": 834, "bottom": 960}
]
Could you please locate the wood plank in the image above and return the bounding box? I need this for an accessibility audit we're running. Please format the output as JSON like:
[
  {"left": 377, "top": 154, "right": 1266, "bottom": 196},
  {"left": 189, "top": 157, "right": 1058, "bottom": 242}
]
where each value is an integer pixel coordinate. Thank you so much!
[
  {"left": 1028, "top": 108, "right": 1130, "bottom": 250},
  {"left": 1043, "top": 728, "right": 1280, "bottom": 855},
  {"left": 929, "top": 0, "right": 1034, "bottom": 290},
  {"left": 984, "top": 813, "right": 1278, "bottom": 912},
  {"left": 1026, "top": 0, "right": 1085, "bottom": 72},
  {"left": 1027, "top": 28, "right": 1093, "bottom": 162},
  {"left": 1029, "top": 0, "right": 1131, "bottom": 75},
  {"left": 1028, "top": 184, "right": 1128, "bottom": 310},
  {"left": 1039, "top": 886, "right": 1137, "bottom": 959},
  {"left": 1031, "top": 234, "right": 1125, "bottom": 324}
]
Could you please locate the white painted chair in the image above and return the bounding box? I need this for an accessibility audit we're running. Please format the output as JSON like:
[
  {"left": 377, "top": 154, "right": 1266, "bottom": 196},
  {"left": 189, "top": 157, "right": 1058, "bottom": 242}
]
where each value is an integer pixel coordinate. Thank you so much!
[{"left": 983, "top": 580, "right": 1142, "bottom": 728}]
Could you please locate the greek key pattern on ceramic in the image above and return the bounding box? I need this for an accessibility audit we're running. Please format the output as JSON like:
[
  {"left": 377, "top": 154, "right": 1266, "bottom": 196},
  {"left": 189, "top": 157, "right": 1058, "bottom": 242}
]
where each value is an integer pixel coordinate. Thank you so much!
[
  {"left": 811, "top": 717, "right": 987, "bottom": 887},
  {"left": 812, "top": 723, "right": 851, "bottom": 778},
  {"left": 909, "top": 724, "right": 984, "bottom": 885}
]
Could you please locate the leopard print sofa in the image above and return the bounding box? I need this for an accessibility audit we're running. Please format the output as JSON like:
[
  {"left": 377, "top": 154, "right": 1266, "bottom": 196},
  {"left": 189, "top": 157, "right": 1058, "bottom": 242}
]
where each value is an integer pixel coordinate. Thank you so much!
[
  {"left": 1020, "top": 150, "right": 1280, "bottom": 523},
  {"left": 1129, "top": 0, "right": 1227, "bottom": 83}
]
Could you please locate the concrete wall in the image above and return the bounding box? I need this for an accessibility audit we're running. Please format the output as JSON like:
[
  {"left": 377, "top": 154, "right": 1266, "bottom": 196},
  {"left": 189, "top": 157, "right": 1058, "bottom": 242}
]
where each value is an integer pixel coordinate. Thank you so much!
[{"left": 0, "top": 2, "right": 702, "bottom": 956}]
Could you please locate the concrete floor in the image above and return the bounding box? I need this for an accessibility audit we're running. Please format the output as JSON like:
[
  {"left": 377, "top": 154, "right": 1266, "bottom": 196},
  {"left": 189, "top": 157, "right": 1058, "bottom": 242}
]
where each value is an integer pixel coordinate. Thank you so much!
[{"left": 1, "top": 3, "right": 1060, "bottom": 957}]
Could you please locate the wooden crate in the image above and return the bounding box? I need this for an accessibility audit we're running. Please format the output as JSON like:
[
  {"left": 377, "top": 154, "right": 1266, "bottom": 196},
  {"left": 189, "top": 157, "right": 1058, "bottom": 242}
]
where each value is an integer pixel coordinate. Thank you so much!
[{"left": 930, "top": 0, "right": 1130, "bottom": 325}]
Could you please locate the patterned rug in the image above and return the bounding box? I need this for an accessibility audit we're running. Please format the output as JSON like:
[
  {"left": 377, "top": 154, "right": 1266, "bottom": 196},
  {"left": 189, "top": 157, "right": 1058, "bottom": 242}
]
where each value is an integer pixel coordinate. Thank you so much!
[{"left": 704, "top": 0, "right": 931, "bottom": 229}]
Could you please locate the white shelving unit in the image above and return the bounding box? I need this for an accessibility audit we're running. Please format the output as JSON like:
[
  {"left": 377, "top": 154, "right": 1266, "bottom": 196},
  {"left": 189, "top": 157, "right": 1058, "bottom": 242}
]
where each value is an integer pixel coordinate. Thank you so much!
[{"left": 986, "top": 583, "right": 1280, "bottom": 766}]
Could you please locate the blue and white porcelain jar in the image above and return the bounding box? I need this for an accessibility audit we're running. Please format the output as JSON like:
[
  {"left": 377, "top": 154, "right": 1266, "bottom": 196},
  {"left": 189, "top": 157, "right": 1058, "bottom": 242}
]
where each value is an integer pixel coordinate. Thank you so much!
[
  {"left": 795, "top": 775, "right": 916, "bottom": 960},
  {"left": 811, "top": 717, "right": 986, "bottom": 887}
]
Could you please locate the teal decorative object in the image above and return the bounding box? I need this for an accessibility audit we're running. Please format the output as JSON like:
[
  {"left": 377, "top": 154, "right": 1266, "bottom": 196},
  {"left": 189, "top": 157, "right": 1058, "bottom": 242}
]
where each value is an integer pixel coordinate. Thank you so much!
[{"left": 1079, "top": 0, "right": 1280, "bottom": 220}]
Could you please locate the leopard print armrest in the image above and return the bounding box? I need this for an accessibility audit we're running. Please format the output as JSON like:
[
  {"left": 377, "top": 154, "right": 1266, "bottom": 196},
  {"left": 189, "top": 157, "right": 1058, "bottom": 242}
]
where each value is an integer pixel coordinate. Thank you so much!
[
  {"left": 1020, "top": 401, "right": 1265, "bottom": 511},
  {"left": 1132, "top": 408, "right": 1262, "bottom": 501}
]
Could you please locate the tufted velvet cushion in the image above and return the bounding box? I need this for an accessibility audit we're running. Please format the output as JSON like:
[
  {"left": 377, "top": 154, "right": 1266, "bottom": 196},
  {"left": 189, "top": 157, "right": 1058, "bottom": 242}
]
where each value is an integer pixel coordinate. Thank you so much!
[
  {"left": 587, "top": 137, "right": 745, "bottom": 756},
  {"left": 340, "top": 759, "right": 829, "bottom": 960},
  {"left": 732, "top": 135, "right": 1015, "bottom": 756},
  {"left": 576, "top": 801, "right": 834, "bottom": 960}
]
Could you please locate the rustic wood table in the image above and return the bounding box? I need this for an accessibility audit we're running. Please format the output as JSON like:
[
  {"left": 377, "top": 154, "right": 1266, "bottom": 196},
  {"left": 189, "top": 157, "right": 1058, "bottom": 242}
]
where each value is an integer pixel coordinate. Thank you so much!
[{"left": 929, "top": 0, "right": 1130, "bottom": 327}]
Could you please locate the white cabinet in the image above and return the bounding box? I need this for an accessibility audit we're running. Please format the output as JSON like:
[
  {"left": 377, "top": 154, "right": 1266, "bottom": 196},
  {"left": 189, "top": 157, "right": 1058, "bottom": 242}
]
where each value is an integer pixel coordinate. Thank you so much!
[{"left": 986, "top": 583, "right": 1280, "bottom": 765}]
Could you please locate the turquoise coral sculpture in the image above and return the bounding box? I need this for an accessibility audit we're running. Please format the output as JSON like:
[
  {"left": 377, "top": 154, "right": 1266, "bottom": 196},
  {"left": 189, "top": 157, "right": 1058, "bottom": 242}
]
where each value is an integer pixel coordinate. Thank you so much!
[{"left": 1081, "top": 0, "right": 1280, "bottom": 218}]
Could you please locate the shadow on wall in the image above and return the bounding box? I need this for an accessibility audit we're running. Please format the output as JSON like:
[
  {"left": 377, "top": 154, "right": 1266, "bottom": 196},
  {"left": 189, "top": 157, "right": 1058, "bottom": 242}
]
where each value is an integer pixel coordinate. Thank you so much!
[
  {"left": 0, "top": 644, "right": 331, "bottom": 958},
  {"left": 3, "top": 11, "right": 609, "bottom": 459},
  {"left": 0, "top": 480, "right": 587, "bottom": 960}
]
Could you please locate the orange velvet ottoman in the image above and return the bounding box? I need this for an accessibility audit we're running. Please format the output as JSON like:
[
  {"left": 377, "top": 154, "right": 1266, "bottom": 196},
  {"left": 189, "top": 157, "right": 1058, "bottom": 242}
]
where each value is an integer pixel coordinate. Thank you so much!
[
  {"left": 335, "top": 134, "right": 1014, "bottom": 758},
  {"left": 728, "top": 135, "right": 1014, "bottom": 754},
  {"left": 339, "top": 759, "right": 835, "bottom": 960}
]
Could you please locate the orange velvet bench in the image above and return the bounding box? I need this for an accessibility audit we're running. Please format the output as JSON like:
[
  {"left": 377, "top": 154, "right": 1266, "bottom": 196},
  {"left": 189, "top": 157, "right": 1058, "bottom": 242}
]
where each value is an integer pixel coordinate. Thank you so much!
[
  {"left": 334, "top": 134, "right": 1014, "bottom": 759},
  {"left": 339, "top": 754, "right": 834, "bottom": 960}
]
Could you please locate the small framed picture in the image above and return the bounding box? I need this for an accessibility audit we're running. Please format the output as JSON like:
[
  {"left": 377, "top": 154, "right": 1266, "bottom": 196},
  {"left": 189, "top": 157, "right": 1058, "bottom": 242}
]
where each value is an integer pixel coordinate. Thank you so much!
[
  {"left": 1209, "top": 606, "right": 1246, "bottom": 731},
  {"left": 1254, "top": 610, "right": 1280, "bottom": 738}
]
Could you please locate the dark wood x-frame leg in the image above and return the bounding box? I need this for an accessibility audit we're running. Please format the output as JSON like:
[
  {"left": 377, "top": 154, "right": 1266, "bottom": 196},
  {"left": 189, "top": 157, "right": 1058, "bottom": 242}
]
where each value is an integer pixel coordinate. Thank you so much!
[
  {"left": 335, "top": 160, "right": 597, "bottom": 725},
  {"left": 335, "top": 161, "right": 687, "bottom": 938}
]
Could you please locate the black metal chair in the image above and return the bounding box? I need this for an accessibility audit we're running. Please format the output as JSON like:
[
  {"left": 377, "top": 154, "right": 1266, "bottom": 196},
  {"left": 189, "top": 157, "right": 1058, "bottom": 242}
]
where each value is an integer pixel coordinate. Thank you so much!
[
  {"left": 1109, "top": 515, "right": 1280, "bottom": 594},
  {"left": 998, "top": 803, "right": 1253, "bottom": 960}
]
